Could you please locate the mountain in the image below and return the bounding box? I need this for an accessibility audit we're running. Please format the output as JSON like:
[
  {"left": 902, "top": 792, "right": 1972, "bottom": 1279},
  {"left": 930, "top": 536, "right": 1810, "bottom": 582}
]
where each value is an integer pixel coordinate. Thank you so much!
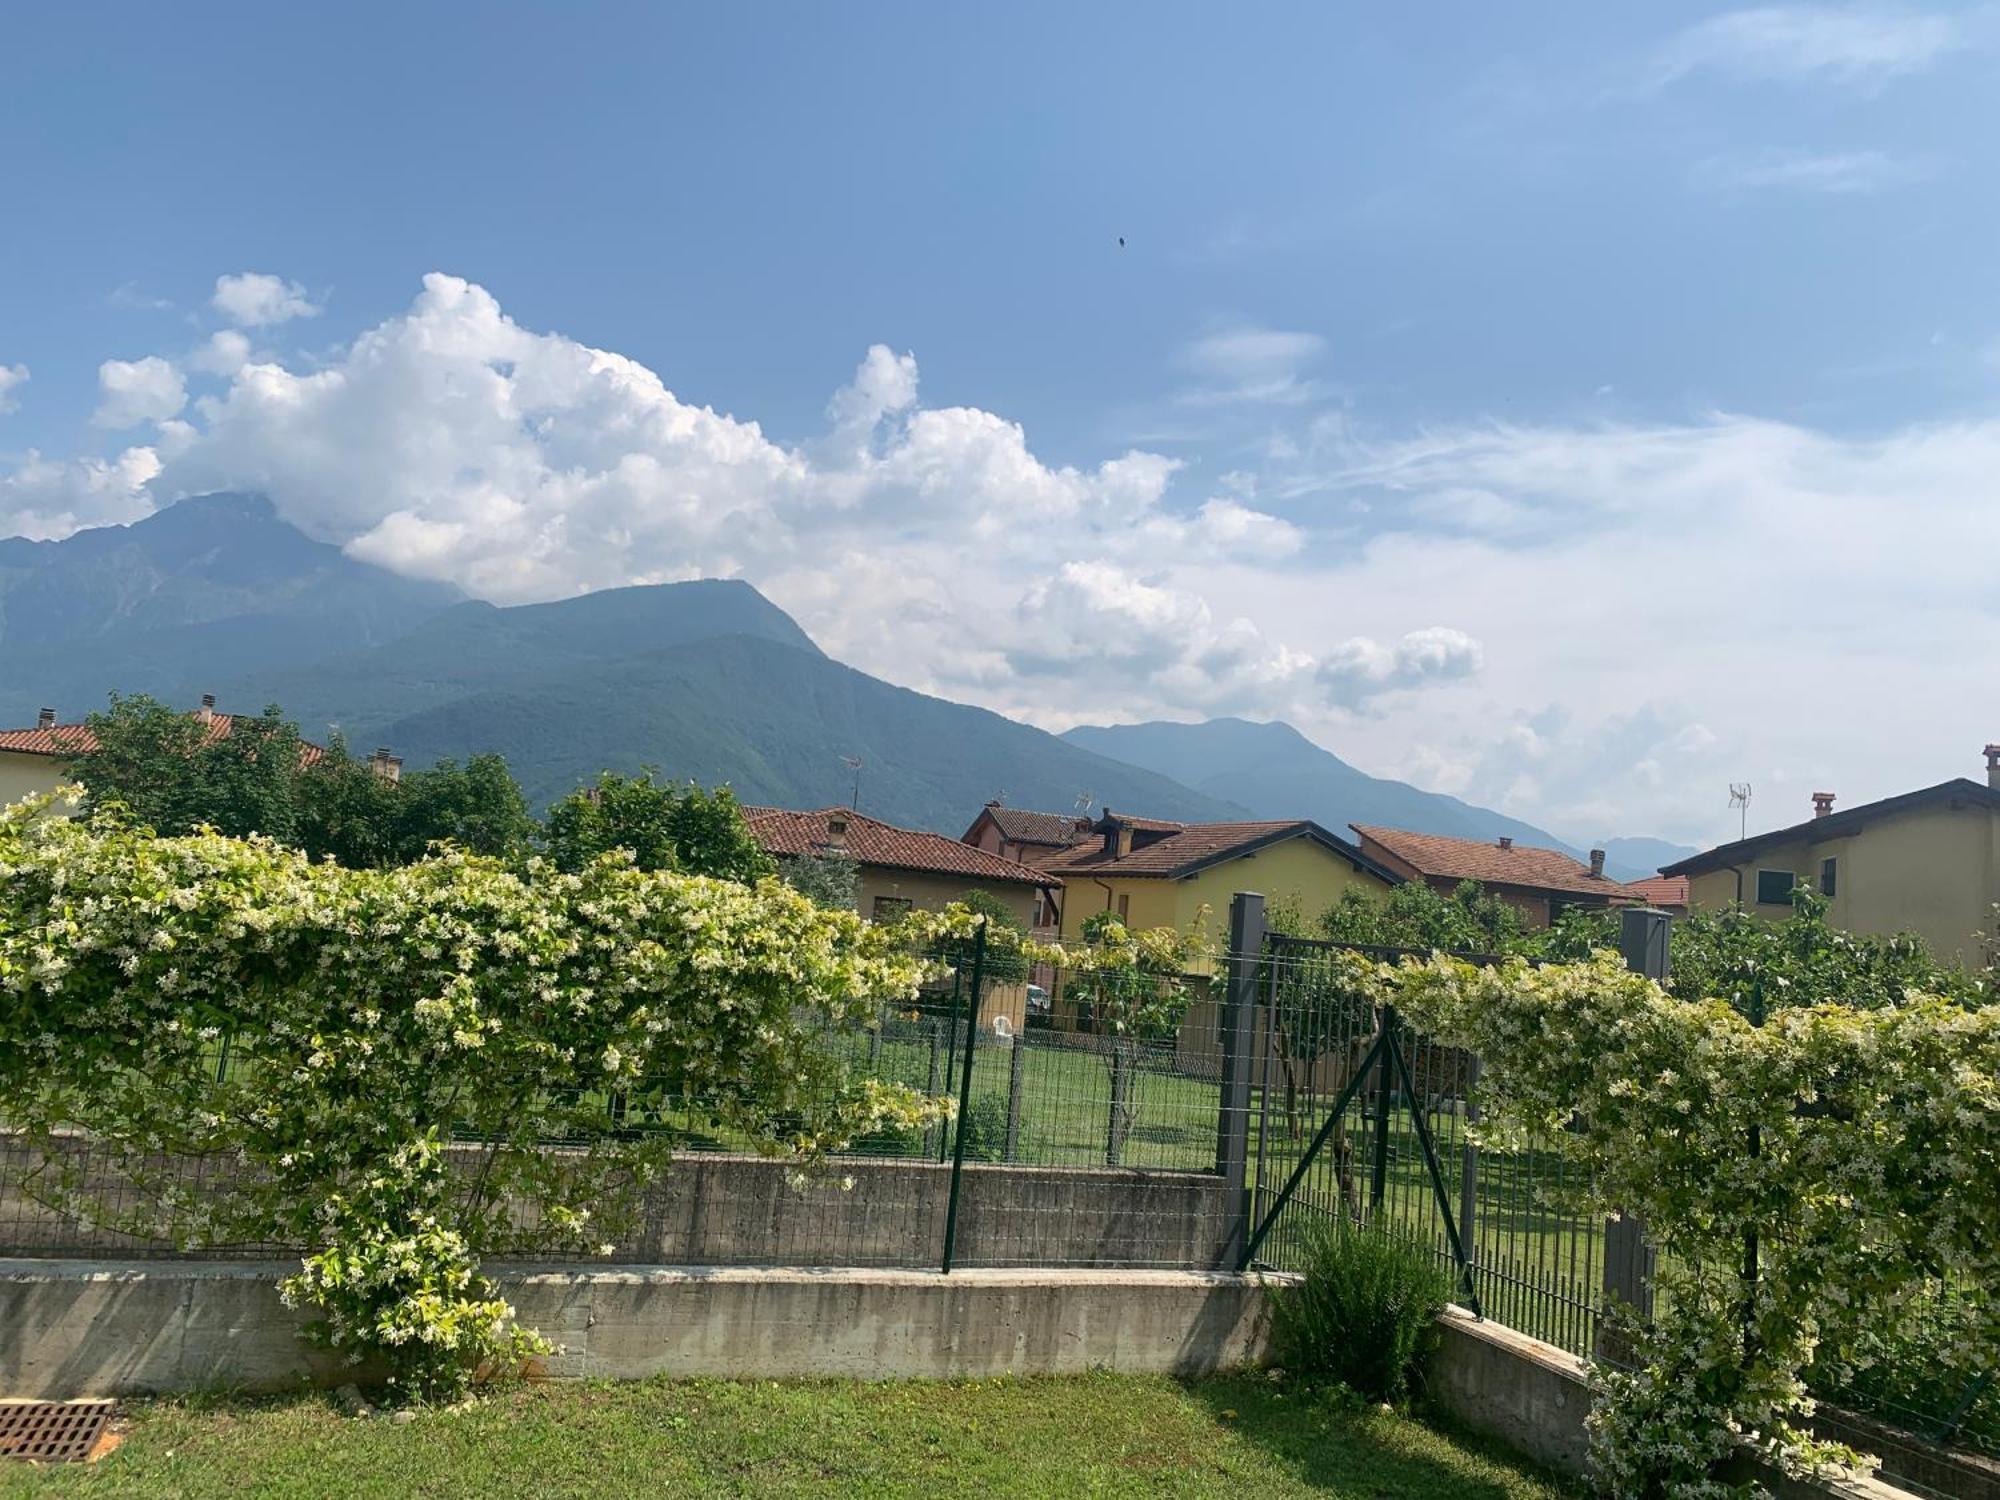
[
  {"left": 225, "top": 616, "right": 1248, "bottom": 825},
  {"left": 1592, "top": 836, "right": 1700, "bottom": 883},
  {"left": 0, "top": 492, "right": 462, "bottom": 725},
  {"left": 1061, "top": 717, "right": 1618, "bottom": 867}
]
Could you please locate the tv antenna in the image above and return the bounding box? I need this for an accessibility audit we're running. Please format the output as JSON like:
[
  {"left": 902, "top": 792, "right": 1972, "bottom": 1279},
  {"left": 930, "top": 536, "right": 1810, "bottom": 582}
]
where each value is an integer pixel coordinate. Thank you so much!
[
  {"left": 1728, "top": 783, "right": 1752, "bottom": 842},
  {"left": 839, "top": 755, "right": 864, "bottom": 810},
  {"left": 1074, "top": 790, "right": 1096, "bottom": 814}
]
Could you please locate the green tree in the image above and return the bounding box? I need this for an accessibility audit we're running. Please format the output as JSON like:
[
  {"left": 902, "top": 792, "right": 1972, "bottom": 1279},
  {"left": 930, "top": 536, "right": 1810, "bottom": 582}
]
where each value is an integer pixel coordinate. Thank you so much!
[
  {"left": 73, "top": 694, "right": 305, "bottom": 843},
  {"left": 1317, "top": 878, "right": 1525, "bottom": 954},
  {"left": 1064, "top": 911, "right": 1207, "bottom": 1165},
  {"left": 391, "top": 754, "right": 536, "bottom": 864},
  {"left": 544, "top": 770, "right": 774, "bottom": 883},
  {"left": 781, "top": 846, "right": 861, "bottom": 910}
]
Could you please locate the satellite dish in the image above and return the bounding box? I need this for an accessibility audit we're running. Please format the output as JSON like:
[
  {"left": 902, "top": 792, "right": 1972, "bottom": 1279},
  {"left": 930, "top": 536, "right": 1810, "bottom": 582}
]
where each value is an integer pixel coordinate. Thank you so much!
[{"left": 991, "top": 1014, "right": 1014, "bottom": 1040}]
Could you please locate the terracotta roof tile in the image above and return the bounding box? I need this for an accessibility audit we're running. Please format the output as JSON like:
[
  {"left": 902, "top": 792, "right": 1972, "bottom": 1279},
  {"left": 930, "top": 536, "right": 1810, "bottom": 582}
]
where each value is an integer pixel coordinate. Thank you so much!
[
  {"left": 976, "top": 805, "right": 1094, "bottom": 847},
  {"left": 744, "top": 807, "right": 1056, "bottom": 886},
  {"left": 1351, "top": 825, "right": 1637, "bottom": 899},
  {"left": 1035, "top": 818, "right": 1398, "bottom": 883},
  {"left": 0, "top": 713, "right": 326, "bottom": 766},
  {"left": 1624, "top": 875, "right": 1689, "bottom": 907}
]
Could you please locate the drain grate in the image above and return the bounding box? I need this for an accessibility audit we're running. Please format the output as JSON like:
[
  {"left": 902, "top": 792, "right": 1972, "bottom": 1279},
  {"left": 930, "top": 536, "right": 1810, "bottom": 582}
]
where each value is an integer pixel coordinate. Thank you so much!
[{"left": 0, "top": 1401, "right": 117, "bottom": 1463}]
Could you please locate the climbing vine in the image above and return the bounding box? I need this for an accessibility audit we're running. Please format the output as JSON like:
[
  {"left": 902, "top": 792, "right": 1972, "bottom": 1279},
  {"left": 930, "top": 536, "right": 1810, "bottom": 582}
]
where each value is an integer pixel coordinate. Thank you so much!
[
  {"left": 0, "top": 795, "right": 942, "bottom": 1398},
  {"left": 1374, "top": 949, "right": 2000, "bottom": 1496}
]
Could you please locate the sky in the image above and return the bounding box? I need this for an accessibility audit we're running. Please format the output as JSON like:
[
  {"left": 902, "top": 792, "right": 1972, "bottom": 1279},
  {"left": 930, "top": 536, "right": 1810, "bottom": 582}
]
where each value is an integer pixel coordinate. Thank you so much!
[{"left": 2, "top": 3, "right": 1997, "bottom": 849}]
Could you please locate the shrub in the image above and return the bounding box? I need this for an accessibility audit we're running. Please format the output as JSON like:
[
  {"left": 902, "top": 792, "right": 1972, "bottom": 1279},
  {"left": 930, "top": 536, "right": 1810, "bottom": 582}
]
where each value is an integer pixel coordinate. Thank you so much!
[
  {"left": 958, "top": 1093, "right": 1014, "bottom": 1162},
  {"left": 1268, "top": 1220, "right": 1451, "bottom": 1403}
]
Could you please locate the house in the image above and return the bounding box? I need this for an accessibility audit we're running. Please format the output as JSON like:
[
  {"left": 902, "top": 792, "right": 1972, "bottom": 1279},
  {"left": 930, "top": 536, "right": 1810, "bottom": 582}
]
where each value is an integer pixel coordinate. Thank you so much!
[
  {"left": 1660, "top": 747, "right": 2000, "bottom": 964},
  {"left": 742, "top": 805, "right": 1060, "bottom": 928},
  {"left": 0, "top": 697, "right": 344, "bottom": 809},
  {"left": 1622, "top": 875, "right": 1689, "bottom": 916},
  {"left": 962, "top": 801, "right": 1093, "bottom": 868},
  {"left": 1031, "top": 810, "right": 1403, "bottom": 947},
  {"left": 1349, "top": 825, "right": 1637, "bottom": 929}
]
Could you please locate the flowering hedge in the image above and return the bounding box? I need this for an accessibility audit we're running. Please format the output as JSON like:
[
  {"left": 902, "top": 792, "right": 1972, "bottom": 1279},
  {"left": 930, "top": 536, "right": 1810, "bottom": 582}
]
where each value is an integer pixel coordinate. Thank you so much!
[
  {"left": 0, "top": 797, "right": 941, "bottom": 1397},
  {"left": 1370, "top": 949, "right": 2000, "bottom": 1496}
]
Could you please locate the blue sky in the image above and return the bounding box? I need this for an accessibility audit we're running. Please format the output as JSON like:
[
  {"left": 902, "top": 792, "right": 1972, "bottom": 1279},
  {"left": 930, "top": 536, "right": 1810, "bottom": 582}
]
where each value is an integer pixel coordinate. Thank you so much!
[{"left": 3, "top": 3, "right": 1997, "bottom": 846}]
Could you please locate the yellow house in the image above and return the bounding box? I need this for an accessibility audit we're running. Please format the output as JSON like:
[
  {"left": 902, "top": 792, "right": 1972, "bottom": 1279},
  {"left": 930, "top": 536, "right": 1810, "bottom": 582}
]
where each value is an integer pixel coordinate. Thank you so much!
[
  {"left": 1032, "top": 811, "right": 1403, "bottom": 949},
  {"left": 0, "top": 710, "right": 94, "bottom": 808},
  {"left": 0, "top": 699, "right": 341, "bottom": 814},
  {"left": 1661, "top": 747, "right": 2000, "bottom": 966}
]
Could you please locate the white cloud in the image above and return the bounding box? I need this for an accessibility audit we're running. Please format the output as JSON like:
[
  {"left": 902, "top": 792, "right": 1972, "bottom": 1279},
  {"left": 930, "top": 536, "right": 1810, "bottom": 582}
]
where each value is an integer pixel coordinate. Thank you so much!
[
  {"left": 0, "top": 363, "right": 26, "bottom": 414},
  {"left": 189, "top": 330, "right": 253, "bottom": 377},
  {"left": 1691, "top": 146, "right": 1934, "bottom": 194},
  {"left": 1175, "top": 325, "right": 1327, "bottom": 406},
  {"left": 1319, "top": 628, "right": 1483, "bottom": 708},
  {"left": 211, "top": 272, "right": 322, "bottom": 327},
  {"left": 0, "top": 445, "right": 160, "bottom": 539},
  {"left": 1654, "top": 4, "right": 1961, "bottom": 89},
  {"left": 92, "top": 357, "right": 186, "bottom": 428}
]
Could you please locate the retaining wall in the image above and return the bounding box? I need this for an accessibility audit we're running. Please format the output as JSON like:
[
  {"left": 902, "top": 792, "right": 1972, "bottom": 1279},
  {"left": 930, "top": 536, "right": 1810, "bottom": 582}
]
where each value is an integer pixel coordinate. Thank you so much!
[
  {"left": 0, "top": 1143, "right": 1232, "bottom": 1272},
  {"left": 0, "top": 1259, "right": 1272, "bottom": 1398}
]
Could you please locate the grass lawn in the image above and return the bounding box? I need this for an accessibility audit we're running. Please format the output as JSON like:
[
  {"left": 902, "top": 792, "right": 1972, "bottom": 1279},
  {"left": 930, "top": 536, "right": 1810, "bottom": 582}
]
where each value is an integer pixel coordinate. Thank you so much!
[{"left": 0, "top": 1373, "right": 1578, "bottom": 1500}]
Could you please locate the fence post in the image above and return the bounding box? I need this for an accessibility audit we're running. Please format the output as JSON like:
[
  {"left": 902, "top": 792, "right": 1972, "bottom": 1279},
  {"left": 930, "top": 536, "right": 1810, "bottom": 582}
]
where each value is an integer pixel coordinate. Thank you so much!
[
  {"left": 1004, "top": 1035, "right": 1026, "bottom": 1162},
  {"left": 1458, "top": 1053, "right": 1481, "bottom": 1290},
  {"left": 940, "top": 920, "right": 988, "bottom": 1274},
  {"left": 1215, "top": 892, "right": 1264, "bottom": 1270},
  {"left": 1599, "top": 905, "right": 1670, "bottom": 1362},
  {"left": 924, "top": 1024, "right": 943, "bottom": 1158}
]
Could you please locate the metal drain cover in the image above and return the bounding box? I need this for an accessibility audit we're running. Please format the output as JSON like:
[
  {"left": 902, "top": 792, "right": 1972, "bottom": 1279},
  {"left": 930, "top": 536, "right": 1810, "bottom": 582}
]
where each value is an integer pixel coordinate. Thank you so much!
[{"left": 0, "top": 1400, "right": 117, "bottom": 1463}]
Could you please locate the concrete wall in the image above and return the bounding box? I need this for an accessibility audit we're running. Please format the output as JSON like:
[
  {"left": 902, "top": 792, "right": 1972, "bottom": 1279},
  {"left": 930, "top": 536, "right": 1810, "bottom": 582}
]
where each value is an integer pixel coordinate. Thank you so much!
[
  {"left": 0, "top": 1259, "right": 1274, "bottom": 1398},
  {"left": 0, "top": 1144, "right": 1232, "bottom": 1274},
  {"left": 1428, "top": 1308, "right": 1938, "bottom": 1500}
]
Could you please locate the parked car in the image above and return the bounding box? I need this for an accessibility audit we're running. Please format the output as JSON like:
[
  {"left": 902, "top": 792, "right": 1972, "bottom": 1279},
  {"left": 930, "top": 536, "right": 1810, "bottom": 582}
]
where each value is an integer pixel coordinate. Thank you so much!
[{"left": 1025, "top": 983, "right": 1051, "bottom": 1028}]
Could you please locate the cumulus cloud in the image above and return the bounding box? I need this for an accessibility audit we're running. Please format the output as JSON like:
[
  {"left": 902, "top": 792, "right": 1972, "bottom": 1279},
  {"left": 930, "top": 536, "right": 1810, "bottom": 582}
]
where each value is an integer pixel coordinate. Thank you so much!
[
  {"left": 1653, "top": 4, "right": 1961, "bottom": 89},
  {"left": 0, "top": 363, "right": 26, "bottom": 414},
  {"left": 1690, "top": 146, "right": 1934, "bottom": 194},
  {"left": 93, "top": 357, "right": 186, "bottom": 428},
  {"left": 211, "top": 272, "right": 322, "bottom": 327},
  {"left": 1319, "top": 627, "right": 1483, "bottom": 708},
  {"left": 189, "top": 330, "right": 253, "bottom": 377},
  {"left": 0, "top": 445, "right": 160, "bottom": 540}
]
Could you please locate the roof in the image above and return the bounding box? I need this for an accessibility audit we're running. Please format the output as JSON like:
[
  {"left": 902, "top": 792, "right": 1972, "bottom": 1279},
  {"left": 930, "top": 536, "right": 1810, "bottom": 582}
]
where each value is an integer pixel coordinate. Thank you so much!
[
  {"left": 970, "top": 803, "right": 1094, "bottom": 848},
  {"left": 1623, "top": 875, "right": 1689, "bottom": 908},
  {"left": 1660, "top": 778, "right": 2000, "bottom": 876},
  {"left": 743, "top": 806, "right": 1057, "bottom": 887},
  {"left": 1035, "top": 817, "right": 1403, "bottom": 885},
  {"left": 1351, "top": 825, "right": 1637, "bottom": 900},
  {"left": 0, "top": 713, "right": 327, "bottom": 766}
]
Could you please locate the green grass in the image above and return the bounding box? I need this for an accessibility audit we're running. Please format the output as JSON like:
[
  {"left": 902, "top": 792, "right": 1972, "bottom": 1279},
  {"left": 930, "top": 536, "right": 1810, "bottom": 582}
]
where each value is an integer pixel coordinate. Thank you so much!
[{"left": 0, "top": 1373, "right": 1578, "bottom": 1499}]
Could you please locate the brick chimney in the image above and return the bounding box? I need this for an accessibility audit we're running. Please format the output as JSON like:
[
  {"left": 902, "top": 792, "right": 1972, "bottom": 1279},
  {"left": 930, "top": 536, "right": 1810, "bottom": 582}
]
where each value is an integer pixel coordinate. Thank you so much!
[
  {"left": 196, "top": 693, "right": 216, "bottom": 726},
  {"left": 1986, "top": 744, "right": 2000, "bottom": 789},
  {"left": 368, "top": 747, "right": 403, "bottom": 784},
  {"left": 1589, "top": 848, "right": 1606, "bottom": 878},
  {"left": 1811, "top": 791, "right": 1835, "bottom": 819},
  {"left": 1497, "top": 836, "right": 1513, "bottom": 852},
  {"left": 36, "top": 707, "right": 55, "bottom": 730},
  {"left": 825, "top": 813, "right": 849, "bottom": 849}
]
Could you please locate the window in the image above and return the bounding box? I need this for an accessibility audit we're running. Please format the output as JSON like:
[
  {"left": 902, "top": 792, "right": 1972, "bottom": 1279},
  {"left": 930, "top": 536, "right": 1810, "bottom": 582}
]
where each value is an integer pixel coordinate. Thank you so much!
[
  {"left": 1755, "top": 870, "right": 1795, "bottom": 906},
  {"left": 1819, "top": 858, "right": 1837, "bottom": 898},
  {"left": 1116, "top": 893, "right": 1131, "bottom": 921},
  {"left": 870, "top": 895, "right": 912, "bottom": 922}
]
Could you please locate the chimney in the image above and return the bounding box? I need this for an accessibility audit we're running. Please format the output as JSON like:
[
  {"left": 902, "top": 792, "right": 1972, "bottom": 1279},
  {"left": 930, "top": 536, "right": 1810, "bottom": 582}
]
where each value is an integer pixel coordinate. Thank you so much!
[
  {"left": 825, "top": 813, "right": 849, "bottom": 848},
  {"left": 1589, "top": 848, "right": 1606, "bottom": 878},
  {"left": 1811, "top": 791, "right": 1835, "bottom": 819},
  {"left": 196, "top": 693, "right": 216, "bottom": 726},
  {"left": 36, "top": 707, "right": 55, "bottom": 730},
  {"left": 1497, "top": 836, "right": 1513, "bottom": 852},
  {"left": 1986, "top": 744, "right": 2000, "bottom": 790},
  {"left": 368, "top": 747, "right": 403, "bottom": 785}
]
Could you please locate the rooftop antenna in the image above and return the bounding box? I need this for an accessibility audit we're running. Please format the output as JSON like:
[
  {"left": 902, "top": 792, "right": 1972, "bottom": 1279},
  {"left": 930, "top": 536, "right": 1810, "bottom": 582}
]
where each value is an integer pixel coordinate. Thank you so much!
[
  {"left": 839, "top": 755, "right": 864, "bottom": 810},
  {"left": 1728, "top": 783, "right": 1752, "bottom": 842},
  {"left": 1074, "top": 790, "right": 1095, "bottom": 814}
]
